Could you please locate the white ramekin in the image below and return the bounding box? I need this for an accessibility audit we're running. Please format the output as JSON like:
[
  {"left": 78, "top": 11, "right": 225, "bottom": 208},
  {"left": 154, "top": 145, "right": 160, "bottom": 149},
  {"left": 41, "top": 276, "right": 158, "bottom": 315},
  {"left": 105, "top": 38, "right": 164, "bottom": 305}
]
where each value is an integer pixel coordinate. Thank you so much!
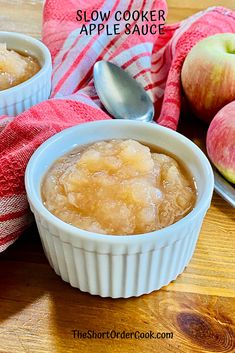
[
  {"left": 0, "top": 31, "right": 52, "bottom": 116},
  {"left": 25, "top": 120, "right": 214, "bottom": 298}
]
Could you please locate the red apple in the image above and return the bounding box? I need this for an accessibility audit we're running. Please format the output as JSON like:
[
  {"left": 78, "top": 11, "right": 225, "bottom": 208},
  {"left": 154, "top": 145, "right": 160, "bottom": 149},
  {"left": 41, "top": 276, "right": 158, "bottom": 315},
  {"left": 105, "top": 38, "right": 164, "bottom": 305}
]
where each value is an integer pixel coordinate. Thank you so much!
[
  {"left": 206, "top": 101, "right": 235, "bottom": 183},
  {"left": 181, "top": 33, "right": 235, "bottom": 124}
]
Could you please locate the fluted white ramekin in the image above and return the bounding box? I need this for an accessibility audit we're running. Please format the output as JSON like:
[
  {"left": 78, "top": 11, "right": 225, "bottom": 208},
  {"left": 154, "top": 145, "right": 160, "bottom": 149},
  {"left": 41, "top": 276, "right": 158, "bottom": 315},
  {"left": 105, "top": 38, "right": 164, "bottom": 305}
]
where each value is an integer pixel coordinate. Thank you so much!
[
  {"left": 25, "top": 120, "right": 214, "bottom": 298},
  {"left": 0, "top": 31, "right": 52, "bottom": 116}
]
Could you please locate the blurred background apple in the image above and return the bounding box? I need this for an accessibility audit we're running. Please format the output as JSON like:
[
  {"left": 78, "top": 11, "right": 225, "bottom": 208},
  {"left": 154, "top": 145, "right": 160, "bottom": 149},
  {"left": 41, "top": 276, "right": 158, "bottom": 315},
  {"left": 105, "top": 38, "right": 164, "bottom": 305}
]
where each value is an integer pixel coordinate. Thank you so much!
[
  {"left": 181, "top": 33, "right": 235, "bottom": 124},
  {"left": 206, "top": 101, "right": 235, "bottom": 183}
]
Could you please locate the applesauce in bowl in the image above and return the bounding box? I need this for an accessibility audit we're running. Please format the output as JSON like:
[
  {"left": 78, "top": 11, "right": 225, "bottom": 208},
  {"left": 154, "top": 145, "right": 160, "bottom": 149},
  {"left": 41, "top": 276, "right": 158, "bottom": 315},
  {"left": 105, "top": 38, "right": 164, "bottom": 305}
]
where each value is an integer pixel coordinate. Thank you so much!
[
  {"left": 25, "top": 120, "right": 214, "bottom": 298},
  {"left": 0, "top": 31, "right": 52, "bottom": 116},
  {"left": 0, "top": 43, "right": 41, "bottom": 91},
  {"left": 42, "top": 139, "right": 196, "bottom": 235}
]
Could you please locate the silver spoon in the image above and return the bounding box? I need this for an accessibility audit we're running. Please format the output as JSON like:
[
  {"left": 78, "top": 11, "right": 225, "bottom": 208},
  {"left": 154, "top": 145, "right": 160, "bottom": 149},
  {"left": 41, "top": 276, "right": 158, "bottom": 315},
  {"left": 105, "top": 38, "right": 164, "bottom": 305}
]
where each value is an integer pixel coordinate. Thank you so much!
[{"left": 93, "top": 60, "right": 154, "bottom": 122}]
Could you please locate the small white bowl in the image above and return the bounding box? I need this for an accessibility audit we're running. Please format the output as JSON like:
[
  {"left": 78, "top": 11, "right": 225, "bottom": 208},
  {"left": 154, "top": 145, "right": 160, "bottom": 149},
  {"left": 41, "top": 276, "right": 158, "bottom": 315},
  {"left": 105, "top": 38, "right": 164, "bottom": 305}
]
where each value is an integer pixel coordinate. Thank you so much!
[
  {"left": 25, "top": 120, "right": 214, "bottom": 298},
  {"left": 0, "top": 31, "right": 52, "bottom": 116}
]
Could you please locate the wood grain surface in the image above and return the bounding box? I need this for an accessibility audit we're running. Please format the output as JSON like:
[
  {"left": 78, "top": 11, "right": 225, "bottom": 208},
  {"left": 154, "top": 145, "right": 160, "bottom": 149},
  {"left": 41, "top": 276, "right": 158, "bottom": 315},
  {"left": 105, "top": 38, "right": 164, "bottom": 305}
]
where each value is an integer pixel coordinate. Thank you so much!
[{"left": 0, "top": 1, "right": 235, "bottom": 353}]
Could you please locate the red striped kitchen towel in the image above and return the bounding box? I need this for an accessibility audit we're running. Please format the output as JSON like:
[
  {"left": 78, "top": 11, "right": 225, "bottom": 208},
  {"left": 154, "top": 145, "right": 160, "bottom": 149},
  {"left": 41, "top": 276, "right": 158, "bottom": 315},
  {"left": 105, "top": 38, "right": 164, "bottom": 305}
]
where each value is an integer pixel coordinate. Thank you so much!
[{"left": 1, "top": 1, "right": 235, "bottom": 251}]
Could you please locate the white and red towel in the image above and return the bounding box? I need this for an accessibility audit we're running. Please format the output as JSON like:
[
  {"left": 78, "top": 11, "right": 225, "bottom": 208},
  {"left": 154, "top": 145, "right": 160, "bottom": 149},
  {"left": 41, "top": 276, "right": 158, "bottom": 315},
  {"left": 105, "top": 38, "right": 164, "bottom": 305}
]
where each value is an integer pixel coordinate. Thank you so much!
[{"left": 1, "top": 0, "right": 235, "bottom": 251}]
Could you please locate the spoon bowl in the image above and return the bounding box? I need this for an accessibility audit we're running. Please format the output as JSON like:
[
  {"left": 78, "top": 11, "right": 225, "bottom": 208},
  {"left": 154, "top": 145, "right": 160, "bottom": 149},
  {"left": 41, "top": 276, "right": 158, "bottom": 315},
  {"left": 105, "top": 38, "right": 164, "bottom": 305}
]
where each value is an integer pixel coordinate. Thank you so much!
[{"left": 93, "top": 61, "right": 154, "bottom": 122}]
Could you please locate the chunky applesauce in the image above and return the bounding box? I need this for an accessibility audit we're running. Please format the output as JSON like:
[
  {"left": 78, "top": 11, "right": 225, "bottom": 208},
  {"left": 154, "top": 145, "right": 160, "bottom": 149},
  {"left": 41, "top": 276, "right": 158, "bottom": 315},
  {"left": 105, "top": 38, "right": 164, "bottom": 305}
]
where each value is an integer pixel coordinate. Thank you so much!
[
  {"left": 42, "top": 140, "right": 196, "bottom": 235},
  {"left": 0, "top": 43, "right": 40, "bottom": 90}
]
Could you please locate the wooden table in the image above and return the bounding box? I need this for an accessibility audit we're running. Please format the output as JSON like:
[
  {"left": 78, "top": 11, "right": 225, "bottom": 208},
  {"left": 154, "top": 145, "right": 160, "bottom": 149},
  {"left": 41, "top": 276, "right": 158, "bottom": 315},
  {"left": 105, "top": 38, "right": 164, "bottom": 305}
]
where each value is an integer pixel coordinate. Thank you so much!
[{"left": 0, "top": 1, "right": 235, "bottom": 352}]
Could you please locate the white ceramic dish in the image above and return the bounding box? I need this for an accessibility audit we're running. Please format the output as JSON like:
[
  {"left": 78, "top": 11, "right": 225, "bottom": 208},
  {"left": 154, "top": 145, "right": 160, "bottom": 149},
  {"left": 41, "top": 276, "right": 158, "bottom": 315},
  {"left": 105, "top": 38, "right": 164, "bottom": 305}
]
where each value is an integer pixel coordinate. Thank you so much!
[
  {"left": 0, "top": 31, "right": 52, "bottom": 116},
  {"left": 25, "top": 120, "right": 214, "bottom": 298}
]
